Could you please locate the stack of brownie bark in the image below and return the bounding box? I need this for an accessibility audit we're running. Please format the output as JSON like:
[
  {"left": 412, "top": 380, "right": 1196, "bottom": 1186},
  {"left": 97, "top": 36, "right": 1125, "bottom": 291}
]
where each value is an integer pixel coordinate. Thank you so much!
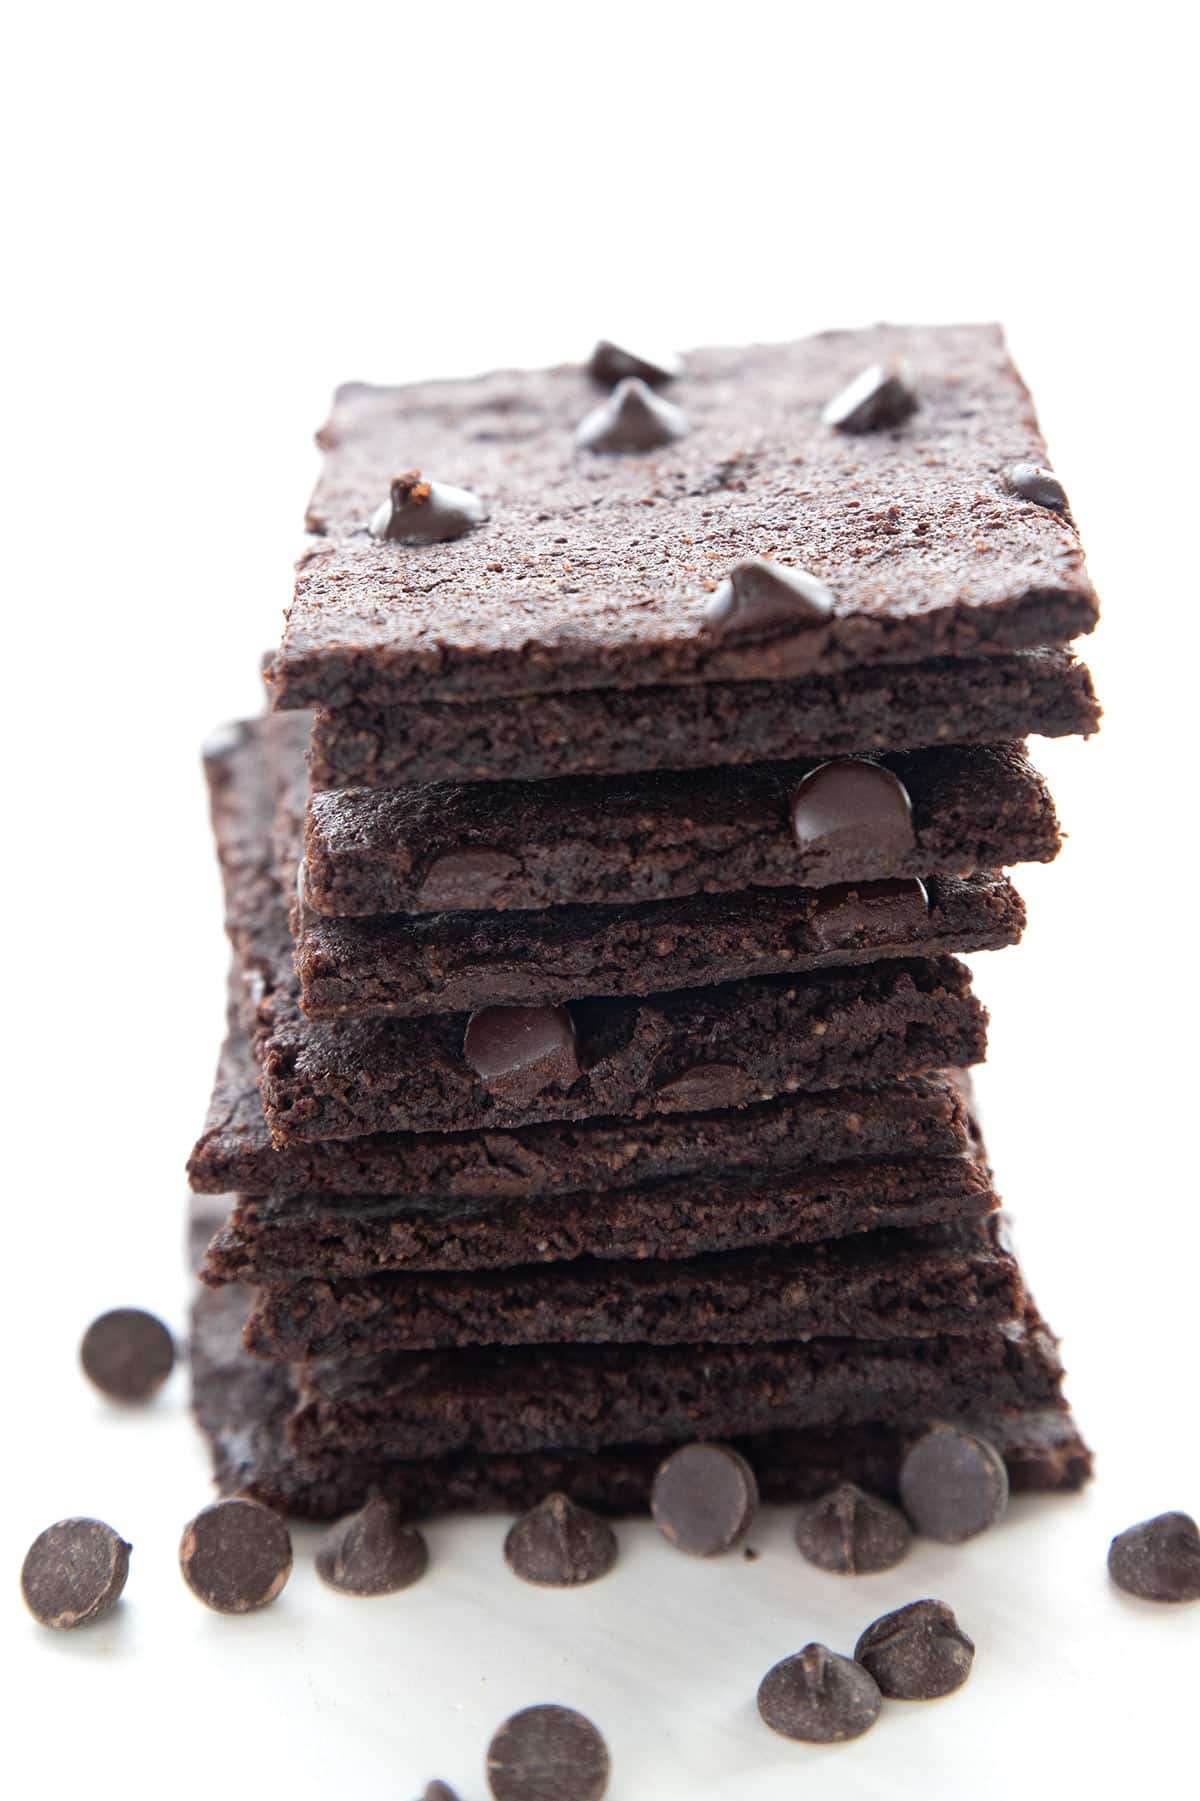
[{"left": 187, "top": 324, "right": 1099, "bottom": 1521}]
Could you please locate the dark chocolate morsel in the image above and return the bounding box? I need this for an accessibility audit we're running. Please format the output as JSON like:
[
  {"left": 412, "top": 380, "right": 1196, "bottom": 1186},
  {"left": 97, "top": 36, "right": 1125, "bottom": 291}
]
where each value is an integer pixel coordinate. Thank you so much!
[
  {"left": 1108, "top": 1512, "right": 1200, "bottom": 1602},
  {"left": 703, "top": 557, "right": 834, "bottom": 646},
  {"left": 574, "top": 378, "right": 687, "bottom": 453},
  {"left": 21, "top": 1518, "right": 131, "bottom": 1630},
  {"left": 811, "top": 878, "right": 930, "bottom": 951},
  {"left": 504, "top": 1492, "right": 618, "bottom": 1588},
  {"left": 464, "top": 1004, "right": 580, "bottom": 1107},
  {"left": 486, "top": 1704, "right": 610, "bottom": 1801},
  {"left": 315, "top": 1496, "right": 429, "bottom": 1596},
  {"left": 417, "top": 847, "right": 522, "bottom": 910},
  {"left": 652, "top": 1061, "right": 753, "bottom": 1111},
  {"left": 588, "top": 339, "right": 683, "bottom": 387},
  {"left": 80, "top": 1307, "right": 175, "bottom": 1403},
  {"left": 179, "top": 1497, "right": 293, "bottom": 1614},
  {"left": 791, "top": 760, "right": 916, "bottom": 860},
  {"left": 651, "top": 1442, "right": 758, "bottom": 1556},
  {"left": 823, "top": 361, "right": 918, "bottom": 433},
  {"left": 855, "top": 1598, "right": 975, "bottom": 1698},
  {"left": 1005, "top": 462, "right": 1069, "bottom": 511},
  {"left": 899, "top": 1424, "right": 1009, "bottom": 1541},
  {"left": 369, "top": 469, "right": 486, "bottom": 543},
  {"left": 757, "top": 1644, "right": 882, "bottom": 1743},
  {"left": 793, "top": 1482, "right": 912, "bottom": 1574}
]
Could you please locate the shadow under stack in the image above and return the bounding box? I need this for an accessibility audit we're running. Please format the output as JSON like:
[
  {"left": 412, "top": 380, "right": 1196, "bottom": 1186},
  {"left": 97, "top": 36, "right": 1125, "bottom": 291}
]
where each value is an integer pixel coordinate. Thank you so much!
[{"left": 187, "top": 325, "right": 1098, "bottom": 1520}]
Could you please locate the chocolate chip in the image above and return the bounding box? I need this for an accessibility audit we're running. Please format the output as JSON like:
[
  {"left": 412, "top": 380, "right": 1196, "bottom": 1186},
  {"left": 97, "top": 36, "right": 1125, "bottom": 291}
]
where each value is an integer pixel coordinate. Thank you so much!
[
  {"left": 1005, "top": 461, "right": 1069, "bottom": 511},
  {"left": 1108, "top": 1512, "right": 1200, "bottom": 1602},
  {"left": 823, "top": 360, "right": 918, "bottom": 433},
  {"left": 855, "top": 1599, "right": 975, "bottom": 1698},
  {"left": 574, "top": 378, "right": 687, "bottom": 453},
  {"left": 703, "top": 557, "right": 834, "bottom": 646},
  {"left": 757, "top": 1644, "right": 882, "bottom": 1743},
  {"left": 179, "top": 1497, "right": 293, "bottom": 1614},
  {"left": 588, "top": 339, "right": 682, "bottom": 387},
  {"left": 791, "top": 759, "right": 916, "bottom": 862},
  {"left": 315, "top": 1496, "right": 429, "bottom": 1596},
  {"left": 793, "top": 1482, "right": 912, "bottom": 1574},
  {"left": 504, "top": 1492, "right": 618, "bottom": 1588},
  {"left": 80, "top": 1307, "right": 175, "bottom": 1403},
  {"left": 20, "top": 1518, "right": 131, "bottom": 1630},
  {"left": 651, "top": 1442, "right": 758, "bottom": 1556},
  {"left": 486, "top": 1704, "right": 610, "bottom": 1801},
  {"left": 464, "top": 1005, "right": 580, "bottom": 1106},
  {"left": 810, "top": 878, "right": 930, "bottom": 951},
  {"left": 899, "top": 1425, "right": 1009, "bottom": 1542},
  {"left": 417, "top": 847, "right": 522, "bottom": 909},
  {"left": 369, "top": 469, "right": 486, "bottom": 543},
  {"left": 653, "top": 1061, "right": 753, "bottom": 1111}
]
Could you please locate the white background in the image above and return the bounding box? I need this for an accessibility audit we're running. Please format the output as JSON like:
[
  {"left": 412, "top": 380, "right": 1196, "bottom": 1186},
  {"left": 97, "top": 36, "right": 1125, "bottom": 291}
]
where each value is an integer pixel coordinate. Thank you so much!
[{"left": 2, "top": 4, "right": 1197, "bottom": 1797}]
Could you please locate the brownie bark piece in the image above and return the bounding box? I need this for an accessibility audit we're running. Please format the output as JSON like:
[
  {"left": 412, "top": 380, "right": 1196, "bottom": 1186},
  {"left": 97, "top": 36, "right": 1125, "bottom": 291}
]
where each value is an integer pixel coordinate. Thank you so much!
[
  {"left": 288, "top": 1302, "right": 1069, "bottom": 1460},
  {"left": 271, "top": 325, "right": 1098, "bottom": 710},
  {"left": 188, "top": 1021, "right": 976, "bottom": 1199},
  {"left": 191, "top": 1281, "right": 1092, "bottom": 1521},
  {"left": 308, "top": 650, "right": 1099, "bottom": 789},
  {"left": 242, "top": 1217, "right": 1019, "bottom": 1359},
  {"left": 302, "top": 742, "right": 1059, "bottom": 917}
]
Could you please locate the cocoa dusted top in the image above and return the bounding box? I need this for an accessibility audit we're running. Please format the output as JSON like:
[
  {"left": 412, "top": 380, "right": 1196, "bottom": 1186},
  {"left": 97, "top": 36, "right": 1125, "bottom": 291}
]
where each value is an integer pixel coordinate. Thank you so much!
[{"left": 274, "top": 324, "right": 1098, "bottom": 709}]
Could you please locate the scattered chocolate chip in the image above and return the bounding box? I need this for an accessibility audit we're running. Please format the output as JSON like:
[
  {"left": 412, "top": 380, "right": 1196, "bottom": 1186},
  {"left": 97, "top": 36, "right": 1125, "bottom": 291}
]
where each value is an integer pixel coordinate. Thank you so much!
[
  {"left": 1005, "top": 462, "right": 1069, "bottom": 511},
  {"left": 574, "top": 378, "right": 687, "bottom": 453},
  {"left": 823, "top": 360, "right": 918, "bottom": 433},
  {"left": 486, "top": 1704, "right": 610, "bottom": 1801},
  {"left": 504, "top": 1492, "right": 618, "bottom": 1588},
  {"left": 653, "top": 1061, "right": 753, "bottom": 1111},
  {"left": 855, "top": 1599, "right": 975, "bottom": 1698},
  {"left": 80, "top": 1307, "right": 175, "bottom": 1403},
  {"left": 651, "top": 1442, "right": 758, "bottom": 1556},
  {"left": 464, "top": 1005, "right": 580, "bottom": 1106},
  {"left": 811, "top": 878, "right": 930, "bottom": 950},
  {"left": 757, "top": 1644, "right": 882, "bottom": 1743},
  {"left": 422, "top": 1784, "right": 461, "bottom": 1801},
  {"left": 369, "top": 469, "right": 486, "bottom": 543},
  {"left": 315, "top": 1496, "right": 429, "bottom": 1596},
  {"left": 899, "top": 1425, "right": 1009, "bottom": 1542},
  {"left": 791, "top": 760, "right": 916, "bottom": 862},
  {"left": 793, "top": 1482, "right": 912, "bottom": 1574},
  {"left": 417, "top": 847, "right": 522, "bottom": 910},
  {"left": 179, "top": 1497, "right": 293, "bottom": 1614},
  {"left": 702, "top": 557, "right": 834, "bottom": 646},
  {"left": 588, "top": 339, "right": 682, "bottom": 387},
  {"left": 20, "top": 1518, "right": 131, "bottom": 1630},
  {"left": 1108, "top": 1512, "right": 1200, "bottom": 1602}
]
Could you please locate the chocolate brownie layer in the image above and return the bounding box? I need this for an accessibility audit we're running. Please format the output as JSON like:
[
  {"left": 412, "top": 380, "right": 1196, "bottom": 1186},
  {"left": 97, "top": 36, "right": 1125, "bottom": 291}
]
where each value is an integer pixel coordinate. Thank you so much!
[
  {"left": 188, "top": 1023, "right": 976, "bottom": 1199},
  {"left": 242, "top": 1218, "right": 1019, "bottom": 1359},
  {"left": 302, "top": 742, "right": 1059, "bottom": 917},
  {"left": 271, "top": 325, "right": 1098, "bottom": 710},
  {"left": 192, "top": 1283, "right": 1092, "bottom": 1521},
  {"left": 202, "top": 1148, "right": 993, "bottom": 1282},
  {"left": 289, "top": 1304, "right": 1068, "bottom": 1460},
  {"left": 309, "top": 650, "right": 1099, "bottom": 788}
]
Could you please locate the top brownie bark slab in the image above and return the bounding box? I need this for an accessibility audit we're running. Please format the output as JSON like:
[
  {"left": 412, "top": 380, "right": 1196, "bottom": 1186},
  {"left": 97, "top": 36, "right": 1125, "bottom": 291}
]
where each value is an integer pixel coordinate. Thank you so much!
[{"left": 271, "top": 325, "right": 1098, "bottom": 709}]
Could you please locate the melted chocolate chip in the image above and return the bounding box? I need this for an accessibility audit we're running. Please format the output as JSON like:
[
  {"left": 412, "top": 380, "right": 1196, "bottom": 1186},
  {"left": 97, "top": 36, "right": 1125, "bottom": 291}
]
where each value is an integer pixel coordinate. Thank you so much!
[
  {"left": 757, "top": 1644, "right": 882, "bottom": 1743},
  {"left": 1005, "top": 462, "right": 1069, "bottom": 511},
  {"left": 464, "top": 1005, "right": 580, "bottom": 1106},
  {"left": 486, "top": 1705, "right": 610, "bottom": 1801},
  {"left": 899, "top": 1425, "right": 1009, "bottom": 1542},
  {"left": 791, "top": 760, "right": 916, "bottom": 861},
  {"left": 574, "top": 378, "right": 687, "bottom": 452},
  {"left": 810, "top": 878, "right": 930, "bottom": 950},
  {"left": 823, "top": 360, "right": 918, "bottom": 432},
  {"left": 21, "top": 1518, "right": 131, "bottom": 1630},
  {"left": 315, "top": 1496, "right": 429, "bottom": 1596},
  {"left": 1108, "top": 1512, "right": 1200, "bottom": 1602},
  {"left": 651, "top": 1442, "right": 758, "bottom": 1556},
  {"left": 504, "top": 1492, "right": 618, "bottom": 1588},
  {"left": 855, "top": 1599, "right": 975, "bottom": 1698},
  {"left": 793, "top": 1482, "right": 912, "bottom": 1574},
  {"left": 179, "top": 1498, "right": 293, "bottom": 1614},
  {"left": 417, "top": 847, "right": 522, "bottom": 910},
  {"left": 588, "top": 340, "right": 682, "bottom": 387},
  {"left": 80, "top": 1307, "right": 175, "bottom": 1403},
  {"left": 702, "top": 557, "right": 834, "bottom": 646},
  {"left": 653, "top": 1061, "right": 753, "bottom": 1111},
  {"left": 369, "top": 469, "right": 486, "bottom": 543}
]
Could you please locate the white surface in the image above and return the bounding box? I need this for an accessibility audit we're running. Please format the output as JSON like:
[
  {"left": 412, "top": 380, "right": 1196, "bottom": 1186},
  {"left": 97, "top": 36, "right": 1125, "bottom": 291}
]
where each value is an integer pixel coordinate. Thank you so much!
[{"left": 2, "top": 4, "right": 1197, "bottom": 1797}]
